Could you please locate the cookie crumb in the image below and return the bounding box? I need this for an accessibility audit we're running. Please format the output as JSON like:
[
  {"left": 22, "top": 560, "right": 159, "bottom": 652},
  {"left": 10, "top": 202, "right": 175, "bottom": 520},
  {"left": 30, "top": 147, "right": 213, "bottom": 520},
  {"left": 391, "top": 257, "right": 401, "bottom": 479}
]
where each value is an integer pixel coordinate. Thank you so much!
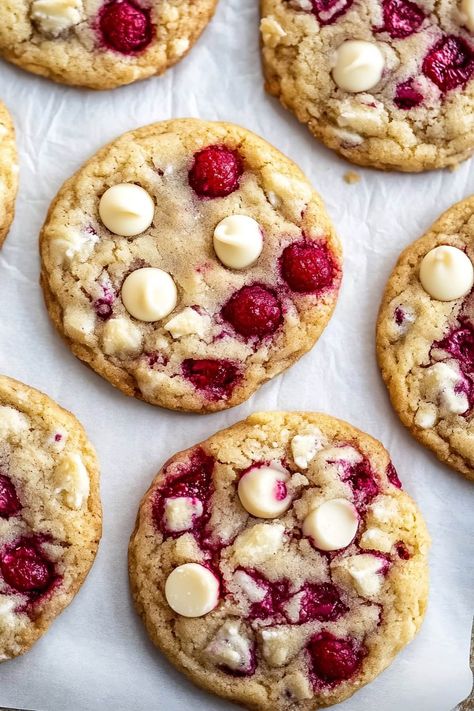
[{"left": 344, "top": 171, "right": 360, "bottom": 185}]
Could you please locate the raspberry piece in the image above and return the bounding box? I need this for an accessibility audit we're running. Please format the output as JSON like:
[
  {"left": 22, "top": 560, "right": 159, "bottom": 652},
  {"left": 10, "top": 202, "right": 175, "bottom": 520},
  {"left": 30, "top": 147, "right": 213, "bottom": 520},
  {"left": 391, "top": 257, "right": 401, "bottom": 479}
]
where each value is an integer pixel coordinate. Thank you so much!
[
  {"left": 394, "top": 80, "right": 424, "bottom": 109},
  {"left": 99, "top": 1, "right": 152, "bottom": 55},
  {"left": 435, "top": 324, "right": 474, "bottom": 372},
  {"left": 222, "top": 285, "right": 282, "bottom": 339},
  {"left": 386, "top": 462, "right": 402, "bottom": 489},
  {"left": 1, "top": 540, "right": 54, "bottom": 595},
  {"left": 381, "top": 0, "right": 425, "bottom": 39},
  {"left": 343, "top": 460, "right": 380, "bottom": 508},
  {"left": 242, "top": 570, "right": 292, "bottom": 620},
  {"left": 298, "top": 583, "right": 347, "bottom": 623},
  {"left": 396, "top": 542, "right": 411, "bottom": 560},
  {"left": 182, "top": 359, "right": 240, "bottom": 399},
  {"left": 0, "top": 474, "right": 21, "bottom": 518},
  {"left": 310, "top": 0, "right": 354, "bottom": 25},
  {"left": 188, "top": 146, "right": 243, "bottom": 198},
  {"left": 280, "top": 242, "right": 336, "bottom": 294},
  {"left": 422, "top": 36, "right": 474, "bottom": 92},
  {"left": 308, "top": 633, "right": 363, "bottom": 683}
]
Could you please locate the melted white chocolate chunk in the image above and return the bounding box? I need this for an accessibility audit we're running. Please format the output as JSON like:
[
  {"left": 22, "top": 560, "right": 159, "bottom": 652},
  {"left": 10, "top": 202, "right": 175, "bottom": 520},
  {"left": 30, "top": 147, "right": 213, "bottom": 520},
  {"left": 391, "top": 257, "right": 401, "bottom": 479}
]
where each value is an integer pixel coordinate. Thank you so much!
[
  {"left": 303, "top": 498, "right": 358, "bottom": 551},
  {"left": 332, "top": 40, "right": 385, "bottom": 93},
  {"left": 99, "top": 184, "right": 154, "bottom": 237},
  {"left": 238, "top": 465, "right": 291, "bottom": 518},
  {"left": 31, "top": 0, "right": 83, "bottom": 35},
  {"left": 163, "top": 497, "right": 203, "bottom": 533},
  {"left": 121, "top": 268, "right": 178, "bottom": 322},
  {"left": 419, "top": 246, "right": 474, "bottom": 301},
  {"left": 165, "top": 563, "right": 219, "bottom": 617},
  {"left": 213, "top": 215, "right": 263, "bottom": 269},
  {"left": 53, "top": 452, "right": 90, "bottom": 510}
]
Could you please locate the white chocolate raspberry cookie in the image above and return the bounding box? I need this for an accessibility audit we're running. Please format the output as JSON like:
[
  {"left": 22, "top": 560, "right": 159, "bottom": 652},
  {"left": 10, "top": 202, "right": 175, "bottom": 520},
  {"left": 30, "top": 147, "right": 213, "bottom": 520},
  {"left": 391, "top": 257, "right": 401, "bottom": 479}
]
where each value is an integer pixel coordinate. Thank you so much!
[
  {"left": 0, "top": 102, "right": 18, "bottom": 248},
  {"left": 377, "top": 195, "right": 474, "bottom": 481},
  {"left": 261, "top": 0, "right": 474, "bottom": 171},
  {"left": 0, "top": 375, "right": 101, "bottom": 660},
  {"left": 0, "top": 1, "right": 217, "bottom": 90},
  {"left": 128, "top": 411, "right": 430, "bottom": 710},
  {"left": 39, "top": 119, "right": 342, "bottom": 413}
]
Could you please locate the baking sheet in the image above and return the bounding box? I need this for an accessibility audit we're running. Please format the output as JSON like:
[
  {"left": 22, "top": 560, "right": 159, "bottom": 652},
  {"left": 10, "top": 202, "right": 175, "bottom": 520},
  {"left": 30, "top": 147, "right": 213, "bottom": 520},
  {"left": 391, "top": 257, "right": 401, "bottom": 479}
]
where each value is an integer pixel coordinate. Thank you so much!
[{"left": 0, "top": 1, "right": 473, "bottom": 709}]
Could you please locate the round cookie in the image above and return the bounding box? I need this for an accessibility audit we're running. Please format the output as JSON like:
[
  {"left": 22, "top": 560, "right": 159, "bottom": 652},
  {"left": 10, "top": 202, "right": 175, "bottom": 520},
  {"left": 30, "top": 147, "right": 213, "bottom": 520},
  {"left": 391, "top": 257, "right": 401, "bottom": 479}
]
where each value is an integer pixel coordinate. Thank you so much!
[
  {"left": 0, "top": 375, "right": 101, "bottom": 660},
  {"left": 260, "top": 1, "right": 474, "bottom": 171},
  {"left": 0, "top": 102, "right": 18, "bottom": 248},
  {"left": 377, "top": 195, "right": 474, "bottom": 481},
  {"left": 39, "top": 119, "right": 342, "bottom": 413},
  {"left": 129, "top": 411, "right": 430, "bottom": 710},
  {"left": 0, "top": 1, "right": 217, "bottom": 90}
]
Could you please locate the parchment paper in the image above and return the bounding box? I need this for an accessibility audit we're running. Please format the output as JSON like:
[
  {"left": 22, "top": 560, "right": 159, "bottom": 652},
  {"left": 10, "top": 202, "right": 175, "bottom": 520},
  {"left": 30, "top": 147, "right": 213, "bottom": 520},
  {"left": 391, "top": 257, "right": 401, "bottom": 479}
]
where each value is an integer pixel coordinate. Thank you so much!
[{"left": 0, "top": 1, "right": 473, "bottom": 709}]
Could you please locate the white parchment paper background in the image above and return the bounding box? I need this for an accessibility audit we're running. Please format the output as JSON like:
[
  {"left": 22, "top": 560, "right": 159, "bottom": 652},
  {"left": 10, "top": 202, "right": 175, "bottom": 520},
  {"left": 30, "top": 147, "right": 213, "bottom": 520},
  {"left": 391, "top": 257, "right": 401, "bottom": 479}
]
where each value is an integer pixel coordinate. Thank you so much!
[{"left": 0, "top": 1, "right": 473, "bottom": 709}]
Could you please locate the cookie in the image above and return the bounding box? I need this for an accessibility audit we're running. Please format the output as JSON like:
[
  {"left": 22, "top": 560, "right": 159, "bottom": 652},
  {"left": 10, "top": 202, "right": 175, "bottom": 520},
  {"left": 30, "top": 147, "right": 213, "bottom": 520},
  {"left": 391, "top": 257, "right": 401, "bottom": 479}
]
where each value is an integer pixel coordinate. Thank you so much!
[
  {"left": 260, "top": 1, "right": 474, "bottom": 171},
  {"left": 39, "top": 118, "right": 342, "bottom": 413},
  {"left": 0, "top": 375, "right": 101, "bottom": 660},
  {"left": 0, "top": 1, "right": 217, "bottom": 90},
  {"left": 377, "top": 195, "right": 474, "bottom": 481},
  {"left": 129, "top": 411, "right": 430, "bottom": 710},
  {"left": 0, "top": 102, "right": 18, "bottom": 248}
]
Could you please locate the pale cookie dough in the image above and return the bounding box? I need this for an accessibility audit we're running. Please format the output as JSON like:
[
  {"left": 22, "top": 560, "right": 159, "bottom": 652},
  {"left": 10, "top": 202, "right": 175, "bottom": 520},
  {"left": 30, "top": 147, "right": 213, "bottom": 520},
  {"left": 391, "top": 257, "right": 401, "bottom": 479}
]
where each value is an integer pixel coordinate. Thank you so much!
[
  {"left": 0, "top": 375, "right": 101, "bottom": 660},
  {"left": 377, "top": 195, "right": 474, "bottom": 481},
  {"left": 129, "top": 411, "right": 430, "bottom": 710},
  {"left": 0, "top": 1, "right": 217, "bottom": 90},
  {"left": 260, "top": 0, "right": 474, "bottom": 171},
  {"left": 0, "top": 102, "right": 18, "bottom": 248},
  {"left": 39, "top": 118, "right": 342, "bottom": 413}
]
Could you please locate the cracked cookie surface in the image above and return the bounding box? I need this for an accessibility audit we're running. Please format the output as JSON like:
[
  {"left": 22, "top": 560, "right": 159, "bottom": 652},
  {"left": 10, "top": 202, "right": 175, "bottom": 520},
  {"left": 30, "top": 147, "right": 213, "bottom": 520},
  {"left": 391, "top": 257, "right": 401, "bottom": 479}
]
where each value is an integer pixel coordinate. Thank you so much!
[
  {"left": 377, "top": 195, "right": 474, "bottom": 481},
  {"left": 129, "top": 411, "right": 430, "bottom": 710},
  {"left": 39, "top": 118, "right": 342, "bottom": 413},
  {"left": 0, "top": 375, "right": 101, "bottom": 660},
  {"left": 0, "top": 1, "right": 217, "bottom": 90},
  {"left": 0, "top": 102, "right": 18, "bottom": 248},
  {"left": 260, "top": 0, "right": 474, "bottom": 171}
]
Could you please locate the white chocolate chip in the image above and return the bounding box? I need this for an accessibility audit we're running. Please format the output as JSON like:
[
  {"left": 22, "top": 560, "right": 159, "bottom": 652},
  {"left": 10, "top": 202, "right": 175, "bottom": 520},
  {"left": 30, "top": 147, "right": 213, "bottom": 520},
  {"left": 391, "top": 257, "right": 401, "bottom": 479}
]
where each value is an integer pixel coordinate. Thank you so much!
[
  {"left": 50, "top": 227, "right": 98, "bottom": 265},
  {"left": 102, "top": 317, "right": 143, "bottom": 355},
  {"left": 63, "top": 307, "right": 96, "bottom": 345},
  {"left": 170, "top": 37, "right": 190, "bottom": 57},
  {"left": 232, "top": 570, "right": 267, "bottom": 603},
  {"left": 164, "top": 308, "right": 207, "bottom": 339},
  {"left": 291, "top": 428, "right": 324, "bottom": 469},
  {"left": 414, "top": 402, "right": 438, "bottom": 429},
  {"left": 31, "top": 0, "right": 83, "bottom": 36},
  {"left": 303, "top": 499, "right": 358, "bottom": 551},
  {"left": 121, "top": 268, "right": 178, "bottom": 322},
  {"left": 205, "top": 621, "right": 253, "bottom": 672},
  {"left": 0, "top": 407, "right": 29, "bottom": 439},
  {"left": 333, "top": 554, "right": 386, "bottom": 597},
  {"left": 99, "top": 184, "right": 155, "bottom": 237},
  {"left": 281, "top": 671, "right": 313, "bottom": 701},
  {"left": 419, "top": 246, "right": 474, "bottom": 301},
  {"left": 261, "top": 628, "right": 292, "bottom": 667},
  {"left": 53, "top": 452, "right": 90, "bottom": 510},
  {"left": 369, "top": 496, "right": 399, "bottom": 524},
  {"left": 260, "top": 16, "right": 287, "bottom": 48},
  {"left": 163, "top": 497, "right": 203, "bottom": 533},
  {"left": 233, "top": 523, "right": 285, "bottom": 565},
  {"left": 213, "top": 215, "right": 263, "bottom": 270},
  {"left": 460, "top": 0, "right": 474, "bottom": 31},
  {"left": 332, "top": 40, "right": 385, "bottom": 93},
  {"left": 238, "top": 466, "right": 291, "bottom": 519},
  {"left": 360, "top": 527, "right": 394, "bottom": 553},
  {"left": 0, "top": 595, "right": 16, "bottom": 628},
  {"left": 165, "top": 563, "right": 219, "bottom": 617},
  {"left": 422, "top": 361, "right": 469, "bottom": 416},
  {"left": 336, "top": 97, "right": 388, "bottom": 135}
]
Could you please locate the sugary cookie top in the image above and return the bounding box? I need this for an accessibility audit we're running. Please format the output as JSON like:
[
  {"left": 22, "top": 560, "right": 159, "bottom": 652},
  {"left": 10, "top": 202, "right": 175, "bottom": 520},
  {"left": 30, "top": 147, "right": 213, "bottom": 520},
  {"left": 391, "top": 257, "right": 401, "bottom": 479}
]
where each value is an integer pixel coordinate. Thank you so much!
[
  {"left": 129, "top": 412, "right": 430, "bottom": 710},
  {"left": 40, "top": 119, "right": 342, "bottom": 413},
  {"left": 0, "top": 102, "right": 18, "bottom": 248},
  {"left": 260, "top": 0, "right": 474, "bottom": 171},
  {"left": 0, "top": 376, "right": 101, "bottom": 660},
  {"left": 0, "top": 1, "right": 217, "bottom": 89},
  {"left": 377, "top": 195, "right": 474, "bottom": 480}
]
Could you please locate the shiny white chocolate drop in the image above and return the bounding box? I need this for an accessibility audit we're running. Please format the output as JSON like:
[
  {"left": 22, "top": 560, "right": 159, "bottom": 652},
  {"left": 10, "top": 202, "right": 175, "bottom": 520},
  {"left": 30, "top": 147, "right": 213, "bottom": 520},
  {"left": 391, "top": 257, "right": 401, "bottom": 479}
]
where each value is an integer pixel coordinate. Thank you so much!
[
  {"left": 213, "top": 215, "right": 263, "bottom": 269},
  {"left": 303, "top": 498, "right": 358, "bottom": 551},
  {"left": 332, "top": 40, "right": 385, "bottom": 93},
  {"left": 121, "top": 268, "right": 177, "bottom": 322},
  {"left": 99, "top": 184, "right": 154, "bottom": 237},
  {"left": 419, "top": 246, "right": 474, "bottom": 301},
  {"left": 238, "top": 466, "right": 291, "bottom": 519},
  {"left": 165, "top": 563, "right": 219, "bottom": 617}
]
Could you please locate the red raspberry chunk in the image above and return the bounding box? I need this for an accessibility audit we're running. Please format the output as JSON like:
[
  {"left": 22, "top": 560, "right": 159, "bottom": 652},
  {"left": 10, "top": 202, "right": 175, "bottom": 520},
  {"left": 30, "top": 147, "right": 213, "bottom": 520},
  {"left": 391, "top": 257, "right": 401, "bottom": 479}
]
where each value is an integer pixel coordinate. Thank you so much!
[
  {"left": 0, "top": 474, "right": 21, "bottom": 519},
  {"left": 342, "top": 459, "right": 380, "bottom": 509},
  {"left": 381, "top": 0, "right": 425, "bottom": 39},
  {"left": 222, "top": 285, "right": 282, "bottom": 339},
  {"left": 298, "top": 583, "right": 347, "bottom": 623},
  {"left": 188, "top": 146, "right": 243, "bottom": 198},
  {"left": 281, "top": 241, "right": 336, "bottom": 294},
  {"left": 99, "top": 1, "right": 153, "bottom": 55},
  {"left": 311, "top": 0, "right": 354, "bottom": 25},
  {"left": 308, "top": 632, "right": 363, "bottom": 683},
  {"left": 1, "top": 540, "right": 54, "bottom": 595},
  {"left": 386, "top": 462, "right": 402, "bottom": 489},
  {"left": 394, "top": 80, "right": 424, "bottom": 109},
  {"left": 182, "top": 359, "right": 240, "bottom": 400},
  {"left": 422, "top": 36, "right": 474, "bottom": 92}
]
